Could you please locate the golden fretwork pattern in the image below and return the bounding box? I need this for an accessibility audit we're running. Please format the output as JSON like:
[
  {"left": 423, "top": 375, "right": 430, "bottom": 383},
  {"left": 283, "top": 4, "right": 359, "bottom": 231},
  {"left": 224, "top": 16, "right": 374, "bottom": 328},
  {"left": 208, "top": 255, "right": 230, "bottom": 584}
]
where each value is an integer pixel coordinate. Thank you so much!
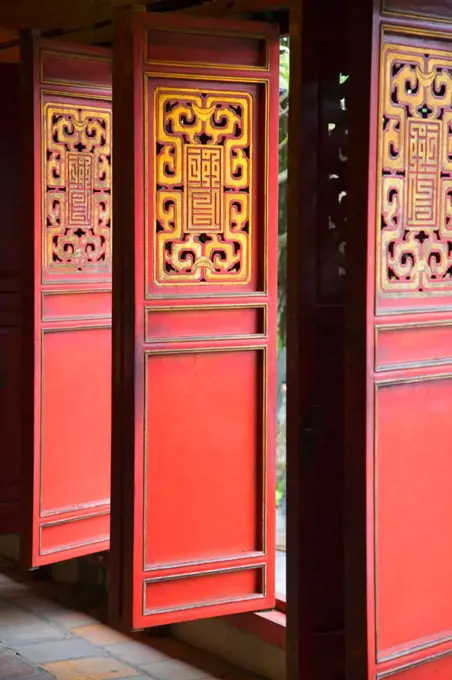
[
  {"left": 154, "top": 88, "right": 252, "bottom": 284},
  {"left": 44, "top": 103, "right": 112, "bottom": 278},
  {"left": 379, "top": 44, "right": 452, "bottom": 295}
]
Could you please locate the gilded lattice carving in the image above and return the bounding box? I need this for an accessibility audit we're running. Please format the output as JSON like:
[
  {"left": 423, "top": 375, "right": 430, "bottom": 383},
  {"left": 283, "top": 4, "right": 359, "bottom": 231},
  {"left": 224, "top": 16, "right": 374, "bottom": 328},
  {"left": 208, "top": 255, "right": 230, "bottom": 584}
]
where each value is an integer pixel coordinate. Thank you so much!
[
  {"left": 379, "top": 44, "right": 452, "bottom": 295},
  {"left": 44, "top": 103, "right": 112, "bottom": 277},
  {"left": 154, "top": 88, "right": 252, "bottom": 284}
]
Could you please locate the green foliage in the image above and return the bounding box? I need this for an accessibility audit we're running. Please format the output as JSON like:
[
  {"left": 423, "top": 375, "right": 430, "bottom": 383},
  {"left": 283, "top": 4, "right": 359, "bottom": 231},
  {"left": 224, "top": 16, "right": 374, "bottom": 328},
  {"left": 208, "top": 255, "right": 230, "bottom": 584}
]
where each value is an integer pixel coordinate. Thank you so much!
[{"left": 278, "top": 38, "right": 289, "bottom": 349}]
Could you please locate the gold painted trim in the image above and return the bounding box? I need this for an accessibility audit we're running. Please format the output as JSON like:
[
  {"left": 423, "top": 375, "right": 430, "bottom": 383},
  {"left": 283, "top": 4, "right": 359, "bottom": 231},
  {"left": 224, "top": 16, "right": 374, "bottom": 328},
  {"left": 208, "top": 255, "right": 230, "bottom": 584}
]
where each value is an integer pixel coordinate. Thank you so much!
[
  {"left": 145, "top": 71, "right": 270, "bottom": 83},
  {"left": 381, "top": 9, "right": 452, "bottom": 28},
  {"left": 145, "top": 31, "right": 270, "bottom": 72},
  {"left": 40, "top": 49, "right": 112, "bottom": 91},
  {"left": 377, "top": 648, "right": 452, "bottom": 678},
  {"left": 41, "top": 498, "right": 110, "bottom": 519},
  {"left": 40, "top": 94, "right": 113, "bottom": 286},
  {"left": 41, "top": 88, "right": 112, "bottom": 102},
  {"left": 375, "top": 320, "right": 452, "bottom": 372},
  {"left": 144, "top": 551, "right": 266, "bottom": 573},
  {"left": 142, "top": 563, "right": 266, "bottom": 616},
  {"left": 376, "top": 28, "right": 452, "bottom": 312},
  {"left": 41, "top": 288, "right": 112, "bottom": 295},
  {"left": 378, "top": 634, "right": 452, "bottom": 665},
  {"left": 144, "top": 73, "right": 269, "bottom": 299},
  {"left": 150, "top": 85, "right": 253, "bottom": 288},
  {"left": 144, "top": 303, "right": 267, "bottom": 343},
  {"left": 375, "top": 370, "right": 452, "bottom": 387},
  {"left": 40, "top": 509, "right": 110, "bottom": 528},
  {"left": 39, "top": 509, "right": 110, "bottom": 556},
  {"left": 142, "top": 345, "right": 268, "bottom": 573}
]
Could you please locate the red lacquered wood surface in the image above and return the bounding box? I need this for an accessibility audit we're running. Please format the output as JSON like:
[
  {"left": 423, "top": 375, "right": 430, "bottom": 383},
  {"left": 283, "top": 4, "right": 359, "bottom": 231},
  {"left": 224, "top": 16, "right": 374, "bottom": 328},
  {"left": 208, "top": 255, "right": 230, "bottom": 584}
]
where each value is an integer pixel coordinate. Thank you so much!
[
  {"left": 111, "top": 10, "right": 279, "bottom": 629},
  {"left": 0, "top": 64, "right": 22, "bottom": 534},
  {"left": 346, "top": 3, "right": 452, "bottom": 679},
  {"left": 20, "top": 36, "right": 112, "bottom": 567}
]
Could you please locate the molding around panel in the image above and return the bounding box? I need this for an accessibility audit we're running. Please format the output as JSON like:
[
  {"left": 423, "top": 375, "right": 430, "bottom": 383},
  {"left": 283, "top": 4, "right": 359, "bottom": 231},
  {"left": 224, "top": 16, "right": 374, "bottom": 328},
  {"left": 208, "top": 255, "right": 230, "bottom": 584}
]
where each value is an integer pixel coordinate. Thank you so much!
[
  {"left": 374, "top": 321, "right": 452, "bottom": 372},
  {"left": 373, "top": 373, "right": 452, "bottom": 664},
  {"left": 39, "top": 323, "right": 112, "bottom": 518},
  {"left": 40, "top": 48, "right": 112, "bottom": 90},
  {"left": 377, "top": 647, "right": 452, "bottom": 678},
  {"left": 145, "top": 34, "right": 270, "bottom": 72},
  {"left": 40, "top": 95, "right": 113, "bottom": 286},
  {"left": 40, "top": 498, "right": 111, "bottom": 519},
  {"left": 143, "top": 73, "right": 269, "bottom": 300},
  {"left": 144, "top": 303, "right": 267, "bottom": 344},
  {"left": 142, "top": 563, "right": 266, "bottom": 617},
  {"left": 144, "top": 551, "right": 266, "bottom": 573},
  {"left": 142, "top": 345, "right": 268, "bottom": 573},
  {"left": 39, "top": 510, "right": 110, "bottom": 556},
  {"left": 378, "top": 633, "right": 452, "bottom": 665},
  {"left": 381, "top": 5, "right": 452, "bottom": 27}
]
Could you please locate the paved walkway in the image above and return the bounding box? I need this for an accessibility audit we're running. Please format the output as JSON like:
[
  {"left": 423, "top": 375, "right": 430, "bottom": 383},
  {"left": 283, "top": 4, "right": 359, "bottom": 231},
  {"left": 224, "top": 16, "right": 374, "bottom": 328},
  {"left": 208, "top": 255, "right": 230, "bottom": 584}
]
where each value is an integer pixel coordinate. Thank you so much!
[{"left": 0, "top": 562, "right": 264, "bottom": 680}]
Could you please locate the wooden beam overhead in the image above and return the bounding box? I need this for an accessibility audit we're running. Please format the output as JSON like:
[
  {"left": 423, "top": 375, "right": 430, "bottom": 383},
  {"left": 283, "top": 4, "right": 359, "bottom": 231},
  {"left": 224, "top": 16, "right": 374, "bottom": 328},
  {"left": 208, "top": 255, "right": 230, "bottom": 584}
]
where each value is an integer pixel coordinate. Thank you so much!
[
  {"left": 181, "top": 0, "right": 290, "bottom": 16},
  {"left": 0, "top": 0, "right": 146, "bottom": 32}
]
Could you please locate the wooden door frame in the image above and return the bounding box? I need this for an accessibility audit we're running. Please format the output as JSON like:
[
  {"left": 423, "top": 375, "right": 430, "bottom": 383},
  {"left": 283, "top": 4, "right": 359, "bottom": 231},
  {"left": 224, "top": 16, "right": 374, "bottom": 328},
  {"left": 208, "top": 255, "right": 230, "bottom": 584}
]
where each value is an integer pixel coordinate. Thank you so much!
[{"left": 182, "top": 1, "right": 344, "bottom": 677}]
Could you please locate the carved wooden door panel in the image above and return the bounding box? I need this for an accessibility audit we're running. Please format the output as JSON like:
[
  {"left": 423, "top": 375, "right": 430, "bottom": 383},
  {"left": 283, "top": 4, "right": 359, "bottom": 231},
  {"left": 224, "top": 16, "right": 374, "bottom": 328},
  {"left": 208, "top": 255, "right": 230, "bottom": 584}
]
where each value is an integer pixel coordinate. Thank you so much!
[
  {"left": 110, "top": 11, "right": 279, "bottom": 629},
  {"left": 20, "top": 37, "right": 112, "bottom": 567},
  {"left": 347, "top": 5, "right": 452, "bottom": 679}
]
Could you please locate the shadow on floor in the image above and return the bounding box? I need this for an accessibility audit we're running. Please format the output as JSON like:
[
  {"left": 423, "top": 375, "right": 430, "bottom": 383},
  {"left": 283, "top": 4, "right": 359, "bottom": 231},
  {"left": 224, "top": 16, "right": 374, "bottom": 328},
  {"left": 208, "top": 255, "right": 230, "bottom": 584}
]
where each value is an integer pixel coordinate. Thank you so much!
[{"left": 0, "top": 556, "right": 263, "bottom": 680}]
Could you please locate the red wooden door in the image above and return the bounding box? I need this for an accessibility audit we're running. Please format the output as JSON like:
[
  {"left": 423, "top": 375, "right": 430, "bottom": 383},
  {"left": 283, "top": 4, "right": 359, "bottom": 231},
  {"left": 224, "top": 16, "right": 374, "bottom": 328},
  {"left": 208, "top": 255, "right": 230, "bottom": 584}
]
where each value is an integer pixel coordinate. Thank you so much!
[
  {"left": 347, "top": 3, "right": 452, "bottom": 679},
  {"left": 20, "top": 37, "right": 113, "bottom": 567},
  {"left": 111, "top": 11, "right": 279, "bottom": 629}
]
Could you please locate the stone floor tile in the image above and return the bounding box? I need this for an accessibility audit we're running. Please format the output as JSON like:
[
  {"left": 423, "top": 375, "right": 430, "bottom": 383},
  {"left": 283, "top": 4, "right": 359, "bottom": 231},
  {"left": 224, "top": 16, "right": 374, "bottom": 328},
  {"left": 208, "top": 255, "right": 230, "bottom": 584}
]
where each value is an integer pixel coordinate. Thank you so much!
[
  {"left": 0, "top": 582, "right": 29, "bottom": 598},
  {"left": 45, "top": 611, "right": 98, "bottom": 632},
  {"left": 42, "top": 656, "right": 140, "bottom": 679},
  {"left": 0, "top": 604, "right": 37, "bottom": 626},
  {"left": 116, "top": 677, "right": 155, "bottom": 680},
  {"left": 139, "top": 659, "right": 212, "bottom": 680},
  {"left": 0, "top": 649, "right": 38, "bottom": 678},
  {"left": 0, "top": 619, "right": 66, "bottom": 644},
  {"left": 15, "top": 637, "right": 103, "bottom": 663},
  {"left": 72, "top": 623, "right": 132, "bottom": 645},
  {"left": 107, "top": 640, "right": 175, "bottom": 665},
  {"left": 14, "top": 596, "right": 66, "bottom": 616}
]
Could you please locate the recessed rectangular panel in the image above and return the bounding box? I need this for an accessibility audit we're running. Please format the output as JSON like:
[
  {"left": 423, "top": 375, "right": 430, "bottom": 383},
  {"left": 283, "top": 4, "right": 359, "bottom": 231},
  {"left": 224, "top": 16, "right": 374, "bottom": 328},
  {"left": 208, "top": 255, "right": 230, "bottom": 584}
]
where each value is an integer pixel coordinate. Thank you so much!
[
  {"left": 144, "top": 566, "right": 264, "bottom": 615},
  {"left": 147, "top": 30, "right": 268, "bottom": 69},
  {"left": 376, "top": 378, "right": 452, "bottom": 658},
  {"left": 145, "top": 349, "right": 263, "bottom": 568},
  {"left": 41, "top": 328, "right": 111, "bottom": 516},
  {"left": 42, "top": 291, "right": 112, "bottom": 322},
  {"left": 145, "top": 306, "right": 265, "bottom": 342},
  {"left": 40, "top": 512, "right": 110, "bottom": 555},
  {"left": 41, "top": 51, "right": 112, "bottom": 88},
  {"left": 376, "top": 324, "right": 452, "bottom": 370}
]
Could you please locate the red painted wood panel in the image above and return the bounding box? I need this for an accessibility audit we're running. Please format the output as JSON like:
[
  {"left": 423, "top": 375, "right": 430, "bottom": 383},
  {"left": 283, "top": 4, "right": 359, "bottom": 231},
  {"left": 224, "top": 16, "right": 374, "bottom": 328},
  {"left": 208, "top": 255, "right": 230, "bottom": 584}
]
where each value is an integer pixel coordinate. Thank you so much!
[
  {"left": 20, "top": 37, "right": 112, "bottom": 567},
  {"left": 0, "top": 64, "right": 22, "bottom": 533},
  {"left": 111, "top": 10, "right": 279, "bottom": 629},
  {"left": 145, "top": 305, "right": 265, "bottom": 342},
  {"left": 347, "top": 5, "right": 452, "bottom": 678}
]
